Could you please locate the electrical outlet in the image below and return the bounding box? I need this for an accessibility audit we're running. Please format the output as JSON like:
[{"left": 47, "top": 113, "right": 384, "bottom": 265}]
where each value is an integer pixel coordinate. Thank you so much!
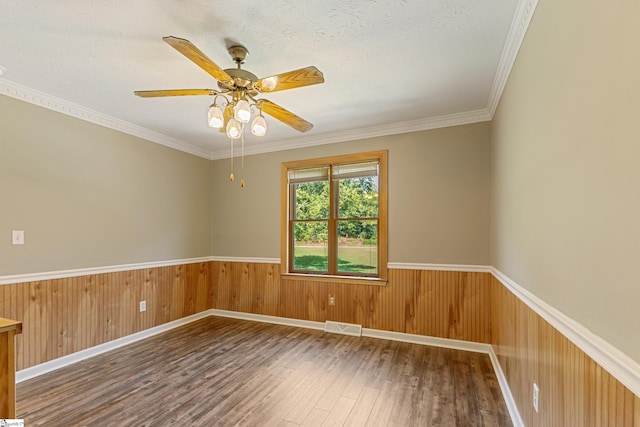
[
  {"left": 328, "top": 294, "right": 335, "bottom": 306},
  {"left": 533, "top": 383, "right": 539, "bottom": 413},
  {"left": 12, "top": 230, "right": 25, "bottom": 245},
  {"left": 139, "top": 300, "right": 147, "bottom": 312}
]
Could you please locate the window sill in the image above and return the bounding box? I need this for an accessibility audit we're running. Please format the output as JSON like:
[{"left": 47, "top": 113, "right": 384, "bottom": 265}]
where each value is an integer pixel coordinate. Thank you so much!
[{"left": 280, "top": 273, "right": 387, "bottom": 286}]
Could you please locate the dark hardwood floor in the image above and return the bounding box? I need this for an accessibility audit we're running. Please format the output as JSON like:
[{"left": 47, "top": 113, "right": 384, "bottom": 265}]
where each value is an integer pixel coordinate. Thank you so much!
[{"left": 16, "top": 316, "right": 512, "bottom": 426}]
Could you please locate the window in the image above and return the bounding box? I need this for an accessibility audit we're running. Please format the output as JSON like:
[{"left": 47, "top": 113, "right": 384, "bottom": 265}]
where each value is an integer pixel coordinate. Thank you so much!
[{"left": 281, "top": 150, "right": 387, "bottom": 283}]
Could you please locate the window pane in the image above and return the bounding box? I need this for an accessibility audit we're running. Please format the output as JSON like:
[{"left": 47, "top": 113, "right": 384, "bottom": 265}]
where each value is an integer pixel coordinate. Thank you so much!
[
  {"left": 294, "top": 181, "right": 329, "bottom": 220},
  {"left": 337, "top": 220, "right": 378, "bottom": 275},
  {"left": 293, "top": 221, "right": 329, "bottom": 272},
  {"left": 338, "top": 176, "right": 379, "bottom": 219}
]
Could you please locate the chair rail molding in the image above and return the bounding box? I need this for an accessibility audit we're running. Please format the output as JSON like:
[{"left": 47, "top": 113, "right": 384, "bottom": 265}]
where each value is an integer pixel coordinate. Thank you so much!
[
  {"left": 0, "top": 257, "right": 214, "bottom": 286},
  {"left": 491, "top": 267, "right": 640, "bottom": 397}
]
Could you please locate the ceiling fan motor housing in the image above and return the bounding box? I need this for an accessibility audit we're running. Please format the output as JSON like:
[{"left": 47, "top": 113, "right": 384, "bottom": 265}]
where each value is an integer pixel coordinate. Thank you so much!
[
  {"left": 219, "top": 45, "right": 259, "bottom": 94},
  {"left": 228, "top": 45, "right": 249, "bottom": 64},
  {"left": 221, "top": 68, "right": 259, "bottom": 94}
]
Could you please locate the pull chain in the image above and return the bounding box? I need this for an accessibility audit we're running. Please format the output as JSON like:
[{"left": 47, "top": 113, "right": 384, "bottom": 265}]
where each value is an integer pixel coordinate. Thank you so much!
[
  {"left": 240, "top": 128, "right": 245, "bottom": 188},
  {"left": 229, "top": 137, "right": 234, "bottom": 181}
]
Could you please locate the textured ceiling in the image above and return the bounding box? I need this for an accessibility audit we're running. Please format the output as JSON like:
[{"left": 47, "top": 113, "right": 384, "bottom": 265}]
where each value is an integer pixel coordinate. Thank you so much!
[{"left": 0, "top": 0, "right": 524, "bottom": 158}]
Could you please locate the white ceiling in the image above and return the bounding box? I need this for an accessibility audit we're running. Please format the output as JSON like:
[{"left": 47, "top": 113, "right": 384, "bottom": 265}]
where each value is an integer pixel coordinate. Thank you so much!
[{"left": 0, "top": 0, "right": 533, "bottom": 159}]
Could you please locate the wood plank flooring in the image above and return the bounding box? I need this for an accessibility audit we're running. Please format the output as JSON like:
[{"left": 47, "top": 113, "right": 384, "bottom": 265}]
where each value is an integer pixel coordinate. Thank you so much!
[{"left": 16, "top": 316, "right": 512, "bottom": 426}]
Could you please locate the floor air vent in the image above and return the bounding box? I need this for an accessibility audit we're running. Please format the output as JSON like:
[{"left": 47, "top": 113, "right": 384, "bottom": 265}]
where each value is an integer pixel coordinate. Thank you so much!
[{"left": 324, "top": 321, "right": 362, "bottom": 337}]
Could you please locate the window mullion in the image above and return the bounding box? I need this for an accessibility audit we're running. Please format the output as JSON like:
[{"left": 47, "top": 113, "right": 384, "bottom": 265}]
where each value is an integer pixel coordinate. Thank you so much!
[
  {"left": 288, "top": 183, "right": 296, "bottom": 272},
  {"left": 328, "top": 166, "right": 337, "bottom": 275}
]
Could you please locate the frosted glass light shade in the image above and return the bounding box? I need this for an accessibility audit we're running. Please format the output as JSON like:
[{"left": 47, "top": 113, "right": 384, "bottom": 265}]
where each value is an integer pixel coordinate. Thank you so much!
[
  {"left": 226, "top": 118, "right": 242, "bottom": 139},
  {"left": 207, "top": 104, "right": 224, "bottom": 128},
  {"left": 251, "top": 115, "right": 267, "bottom": 136},
  {"left": 234, "top": 99, "right": 251, "bottom": 123}
]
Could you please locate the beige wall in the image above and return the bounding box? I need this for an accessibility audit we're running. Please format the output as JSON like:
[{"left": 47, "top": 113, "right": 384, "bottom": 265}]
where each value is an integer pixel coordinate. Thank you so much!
[
  {"left": 211, "top": 123, "right": 491, "bottom": 265},
  {"left": 2, "top": 93, "right": 489, "bottom": 276},
  {"left": 1, "top": 95, "right": 212, "bottom": 275},
  {"left": 491, "top": 0, "right": 640, "bottom": 362}
]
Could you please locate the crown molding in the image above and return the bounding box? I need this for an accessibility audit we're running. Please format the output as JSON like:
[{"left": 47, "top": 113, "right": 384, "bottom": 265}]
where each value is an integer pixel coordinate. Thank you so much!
[
  {"left": 486, "top": 0, "right": 539, "bottom": 117},
  {"left": 0, "top": 77, "right": 212, "bottom": 159},
  {"left": 1, "top": 73, "right": 489, "bottom": 161},
  {"left": 207, "top": 108, "right": 492, "bottom": 160},
  {"left": 1, "top": 0, "right": 537, "bottom": 159}
]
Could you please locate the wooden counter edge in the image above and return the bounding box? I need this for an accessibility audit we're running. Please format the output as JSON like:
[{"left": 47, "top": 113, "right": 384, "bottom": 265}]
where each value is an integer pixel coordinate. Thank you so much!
[{"left": 0, "top": 318, "right": 22, "bottom": 335}]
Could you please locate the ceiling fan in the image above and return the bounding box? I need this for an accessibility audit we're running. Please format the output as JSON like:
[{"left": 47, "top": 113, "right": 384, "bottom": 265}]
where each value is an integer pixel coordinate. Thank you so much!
[{"left": 134, "top": 36, "right": 324, "bottom": 138}]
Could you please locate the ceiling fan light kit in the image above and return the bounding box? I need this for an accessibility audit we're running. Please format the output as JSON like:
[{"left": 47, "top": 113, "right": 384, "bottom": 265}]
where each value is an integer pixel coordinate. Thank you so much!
[
  {"left": 226, "top": 118, "right": 242, "bottom": 139},
  {"left": 251, "top": 113, "right": 267, "bottom": 136},
  {"left": 207, "top": 94, "right": 267, "bottom": 140},
  {"left": 134, "top": 36, "right": 324, "bottom": 186},
  {"left": 207, "top": 100, "right": 224, "bottom": 128}
]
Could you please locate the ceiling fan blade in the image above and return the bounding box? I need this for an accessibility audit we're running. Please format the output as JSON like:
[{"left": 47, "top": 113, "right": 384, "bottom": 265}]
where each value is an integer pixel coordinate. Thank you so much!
[
  {"left": 162, "top": 36, "right": 233, "bottom": 85},
  {"left": 257, "top": 99, "right": 313, "bottom": 133},
  {"left": 254, "top": 66, "right": 324, "bottom": 93},
  {"left": 134, "top": 89, "right": 218, "bottom": 97}
]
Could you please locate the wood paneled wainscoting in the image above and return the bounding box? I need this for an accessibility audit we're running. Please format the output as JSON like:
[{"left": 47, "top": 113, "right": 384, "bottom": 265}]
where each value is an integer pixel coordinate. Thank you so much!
[
  {"left": 211, "top": 261, "right": 492, "bottom": 343},
  {"left": 490, "top": 274, "right": 640, "bottom": 426},
  {"left": 214, "top": 261, "right": 640, "bottom": 425},
  {"left": 0, "top": 262, "right": 211, "bottom": 372},
  {"left": 4, "top": 259, "right": 640, "bottom": 425}
]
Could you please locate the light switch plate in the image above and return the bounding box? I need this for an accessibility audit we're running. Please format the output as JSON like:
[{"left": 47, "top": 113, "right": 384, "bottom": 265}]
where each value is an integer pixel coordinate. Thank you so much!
[{"left": 12, "top": 230, "right": 25, "bottom": 245}]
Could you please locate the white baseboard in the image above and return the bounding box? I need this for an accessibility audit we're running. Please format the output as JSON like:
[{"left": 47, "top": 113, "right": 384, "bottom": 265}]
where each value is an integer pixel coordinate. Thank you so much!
[
  {"left": 14, "top": 307, "right": 520, "bottom": 426},
  {"left": 210, "top": 309, "right": 325, "bottom": 331},
  {"left": 16, "top": 310, "right": 214, "bottom": 383},
  {"left": 14, "top": 310, "right": 528, "bottom": 427},
  {"left": 488, "top": 346, "right": 524, "bottom": 427},
  {"left": 362, "top": 328, "right": 491, "bottom": 354},
  {"left": 12, "top": 257, "right": 632, "bottom": 424},
  {"left": 212, "top": 309, "right": 520, "bottom": 425},
  {"left": 10, "top": 256, "right": 635, "bottom": 422}
]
